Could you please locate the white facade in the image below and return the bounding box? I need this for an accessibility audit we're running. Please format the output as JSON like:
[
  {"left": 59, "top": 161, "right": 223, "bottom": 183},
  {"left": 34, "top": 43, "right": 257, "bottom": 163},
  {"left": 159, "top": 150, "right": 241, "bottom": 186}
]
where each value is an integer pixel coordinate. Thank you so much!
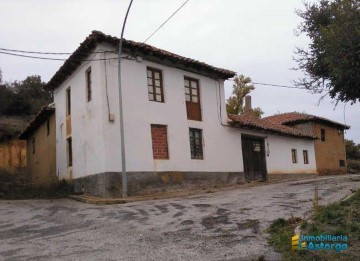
[{"left": 54, "top": 43, "right": 316, "bottom": 181}]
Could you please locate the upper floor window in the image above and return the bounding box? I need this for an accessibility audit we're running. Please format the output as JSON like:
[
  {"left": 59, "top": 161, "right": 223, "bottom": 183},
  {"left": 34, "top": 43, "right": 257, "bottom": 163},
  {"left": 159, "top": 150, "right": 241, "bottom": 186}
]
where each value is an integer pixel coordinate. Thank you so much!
[
  {"left": 147, "top": 67, "right": 164, "bottom": 102},
  {"left": 184, "top": 77, "right": 202, "bottom": 121},
  {"left": 291, "top": 149, "right": 297, "bottom": 163},
  {"left": 321, "top": 128, "right": 326, "bottom": 142},
  {"left": 189, "top": 128, "right": 203, "bottom": 159},
  {"left": 47, "top": 119, "right": 50, "bottom": 136},
  {"left": 66, "top": 87, "right": 71, "bottom": 116},
  {"left": 86, "top": 67, "right": 92, "bottom": 102},
  {"left": 32, "top": 138, "right": 35, "bottom": 154}
]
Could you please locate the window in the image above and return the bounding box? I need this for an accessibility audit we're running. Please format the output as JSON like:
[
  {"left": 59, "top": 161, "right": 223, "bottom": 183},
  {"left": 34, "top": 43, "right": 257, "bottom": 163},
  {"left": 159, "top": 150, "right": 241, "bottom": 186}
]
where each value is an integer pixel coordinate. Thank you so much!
[
  {"left": 86, "top": 67, "right": 92, "bottom": 102},
  {"left": 47, "top": 119, "right": 50, "bottom": 136},
  {"left": 67, "top": 137, "right": 73, "bottom": 167},
  {"left": 66, "top": 87, "right": 71, "bottom": 116},
  {"left": 339, "top": 160, "right": 345, "bottom": 167},
  {"left": 184, "top": 77, "right": 202, "bottom": 121},
  {"left": 303, "top": 150, "right": 309, "bottom": 164},
  {"left": 150, "top": 125, "right": 169, "bottom": 159},
  {"left": 291, "top": 149, "right": 297, "bottom": 163},
  {"left": 32, "top": 138, "right": 35, "bottom": 154},
  {"left": 321, "top": 128, "right": 326, "bottom": 142},
  {"left": 189, "top": 128, "right": 203, "bottom": 159},
  {"left": 147, "top": 67, "right": 164, "bottom": 102}
]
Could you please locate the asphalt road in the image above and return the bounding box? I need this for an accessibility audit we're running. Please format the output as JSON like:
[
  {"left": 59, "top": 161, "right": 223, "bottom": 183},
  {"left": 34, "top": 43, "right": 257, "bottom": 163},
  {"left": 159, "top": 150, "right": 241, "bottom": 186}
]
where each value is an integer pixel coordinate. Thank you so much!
[{"left": 1, "top": 175, "right": 360, "bottom": 261}]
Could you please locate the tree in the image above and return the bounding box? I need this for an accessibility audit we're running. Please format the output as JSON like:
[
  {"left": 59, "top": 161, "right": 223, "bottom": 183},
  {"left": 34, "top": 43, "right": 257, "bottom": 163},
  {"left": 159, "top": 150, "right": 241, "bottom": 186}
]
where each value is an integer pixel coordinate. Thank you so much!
[
  {"left": 345, "top": 139, "right": 360, "bottom": 160},
  {"left": 226, "top": 75, "right": 264, "bottom": 118},
  {"left": 295, "top": 0, "right": 360, "bottom": 103}
]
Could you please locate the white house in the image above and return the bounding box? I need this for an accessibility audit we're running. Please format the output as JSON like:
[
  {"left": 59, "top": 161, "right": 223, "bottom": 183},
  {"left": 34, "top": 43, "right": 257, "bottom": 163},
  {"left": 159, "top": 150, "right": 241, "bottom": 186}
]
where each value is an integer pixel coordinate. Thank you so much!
[{"left": 47, "top": 31, "right": 317, "bottom": 197}]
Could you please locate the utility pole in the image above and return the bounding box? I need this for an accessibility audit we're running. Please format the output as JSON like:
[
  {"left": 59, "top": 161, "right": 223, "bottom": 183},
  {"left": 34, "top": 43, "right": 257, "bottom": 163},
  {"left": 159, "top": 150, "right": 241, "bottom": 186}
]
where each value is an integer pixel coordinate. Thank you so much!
[{"left": 118, "top": 0, "right": 134, "bottom": 199}]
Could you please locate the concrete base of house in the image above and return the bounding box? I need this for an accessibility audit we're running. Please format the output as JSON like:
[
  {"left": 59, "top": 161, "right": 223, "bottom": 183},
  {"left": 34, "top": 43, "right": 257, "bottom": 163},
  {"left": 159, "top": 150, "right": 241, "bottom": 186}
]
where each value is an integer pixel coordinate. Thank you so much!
[
  {"left": 268, "top": 173, "right": 317, "bottom": 182},
  {"left": 73, "top": 171, "right": 246, "bottom": 198}
]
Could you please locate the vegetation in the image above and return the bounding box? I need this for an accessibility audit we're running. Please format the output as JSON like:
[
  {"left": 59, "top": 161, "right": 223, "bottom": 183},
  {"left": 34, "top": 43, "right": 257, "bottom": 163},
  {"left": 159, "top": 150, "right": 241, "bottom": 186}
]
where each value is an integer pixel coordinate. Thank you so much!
[
  {"left": 268, "top": 190, "right": 360, "bottom": 260},
  {"left": 345, "top": 139, "right": 360, "bottom": 173},
  {"left": 0, "top": 68, "right": 52, "bottom": 140},
  {"left": 295, "top": 0, "right": 360, "bottom": 103},
  {"left": 226, "top": 75, "right": 264, "bottom": 118}
]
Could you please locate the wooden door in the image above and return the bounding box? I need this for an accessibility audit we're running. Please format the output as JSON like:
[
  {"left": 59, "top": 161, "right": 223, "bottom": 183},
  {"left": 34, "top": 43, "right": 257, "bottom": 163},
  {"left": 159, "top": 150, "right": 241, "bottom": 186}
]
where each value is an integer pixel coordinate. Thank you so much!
[{"left": 241, "top": 136, "right": 267, "bottom": 181}]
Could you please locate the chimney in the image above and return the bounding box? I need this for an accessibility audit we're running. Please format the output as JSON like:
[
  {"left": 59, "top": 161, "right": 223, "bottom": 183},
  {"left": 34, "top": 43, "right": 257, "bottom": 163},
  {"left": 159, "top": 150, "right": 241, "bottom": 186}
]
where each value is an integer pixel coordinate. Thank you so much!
[{"left": 244, "top": 95, "right": 252, "bottom": 114}]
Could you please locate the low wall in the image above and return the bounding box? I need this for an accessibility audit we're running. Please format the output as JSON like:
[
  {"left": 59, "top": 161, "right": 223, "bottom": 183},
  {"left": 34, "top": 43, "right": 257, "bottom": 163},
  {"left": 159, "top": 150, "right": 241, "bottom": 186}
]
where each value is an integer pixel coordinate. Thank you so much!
[{"left": 73, "top": 171, "right": 246, "bottom": 197}]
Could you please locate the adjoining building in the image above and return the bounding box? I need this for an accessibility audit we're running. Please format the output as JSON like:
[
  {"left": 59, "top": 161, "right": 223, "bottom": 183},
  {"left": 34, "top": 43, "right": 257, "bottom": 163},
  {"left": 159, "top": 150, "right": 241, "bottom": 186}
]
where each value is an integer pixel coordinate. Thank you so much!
[{"left": 19, "top": 104, "right": 57, "bottom": 187}]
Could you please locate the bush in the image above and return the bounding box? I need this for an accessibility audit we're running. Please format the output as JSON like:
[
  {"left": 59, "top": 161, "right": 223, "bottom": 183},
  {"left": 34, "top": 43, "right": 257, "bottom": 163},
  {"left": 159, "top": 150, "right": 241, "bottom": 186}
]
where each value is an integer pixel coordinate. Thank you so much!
[{"left": 347, "top": 159, "right": 360, "bottom": 173}]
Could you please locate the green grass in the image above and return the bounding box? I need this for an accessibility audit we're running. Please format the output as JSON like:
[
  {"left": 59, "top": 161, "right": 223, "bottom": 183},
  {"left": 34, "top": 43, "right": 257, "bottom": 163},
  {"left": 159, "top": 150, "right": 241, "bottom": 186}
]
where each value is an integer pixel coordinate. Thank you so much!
[{"left": 267, "top": 190, "right": 360, "bottom": 260}]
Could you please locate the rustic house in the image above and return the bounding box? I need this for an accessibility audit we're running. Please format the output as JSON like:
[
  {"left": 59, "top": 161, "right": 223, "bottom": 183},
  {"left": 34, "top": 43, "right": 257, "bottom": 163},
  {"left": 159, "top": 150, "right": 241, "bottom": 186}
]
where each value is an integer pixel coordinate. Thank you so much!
[
  {"left": 40, "top": 31, "right": 343, "bottom": 197},
  {"left": 264, "top": 112, "right": 349, "bottom": 175},
  {"left": 18, "top": 104, "right": 57, "bottom": 187}
]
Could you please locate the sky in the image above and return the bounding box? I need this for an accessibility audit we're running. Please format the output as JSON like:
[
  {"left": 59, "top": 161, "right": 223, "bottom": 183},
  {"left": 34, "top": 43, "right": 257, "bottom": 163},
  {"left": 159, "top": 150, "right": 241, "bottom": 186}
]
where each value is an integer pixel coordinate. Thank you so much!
[{"left": 1, "top": 0, "right": 359, "bottom": 142}]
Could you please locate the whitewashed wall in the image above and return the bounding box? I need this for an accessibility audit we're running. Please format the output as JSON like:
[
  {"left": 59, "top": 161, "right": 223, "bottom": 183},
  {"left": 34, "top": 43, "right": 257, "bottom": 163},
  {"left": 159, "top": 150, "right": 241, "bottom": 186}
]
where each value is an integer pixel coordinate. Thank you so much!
[
  {"left": 54, "top": 43, "right": 316, "bottom": 179},
  {"left": 240, "top": 129, "right": 317, "bottom": 174}
]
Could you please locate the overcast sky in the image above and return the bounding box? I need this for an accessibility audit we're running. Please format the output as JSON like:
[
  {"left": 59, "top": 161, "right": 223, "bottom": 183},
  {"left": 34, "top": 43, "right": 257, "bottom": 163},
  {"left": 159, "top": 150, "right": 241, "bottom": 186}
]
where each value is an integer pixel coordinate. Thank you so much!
[{"left": 1, "top": 0, "right": 359, "bottom": 142}]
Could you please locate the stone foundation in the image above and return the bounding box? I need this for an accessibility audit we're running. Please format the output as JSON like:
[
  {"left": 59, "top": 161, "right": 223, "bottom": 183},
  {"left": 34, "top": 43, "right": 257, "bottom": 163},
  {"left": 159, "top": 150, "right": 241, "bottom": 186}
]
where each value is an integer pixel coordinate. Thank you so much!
[
  {"left": 73, "top": 171, "right": 246, "bottom": 197},
  {"left": 268, "top": 173, "right": 317, "bottom": 182}
]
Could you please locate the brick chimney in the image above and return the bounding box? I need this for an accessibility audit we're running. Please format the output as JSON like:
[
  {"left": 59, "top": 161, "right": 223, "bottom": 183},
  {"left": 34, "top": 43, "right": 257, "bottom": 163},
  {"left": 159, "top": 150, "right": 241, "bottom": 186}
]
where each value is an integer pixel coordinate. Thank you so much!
[{"left": 244, "top": 95, "right": 252, "bottom": 114}]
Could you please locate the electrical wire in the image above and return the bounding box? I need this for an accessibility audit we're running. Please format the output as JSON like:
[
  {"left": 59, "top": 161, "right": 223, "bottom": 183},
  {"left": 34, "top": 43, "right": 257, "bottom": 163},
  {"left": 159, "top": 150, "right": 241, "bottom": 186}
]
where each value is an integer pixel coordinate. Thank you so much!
[
  {"left": 0, "top": 47, "right": 115, "bottom": 55},
  {"left": 0, "top": 50, "right": 130, "bottom": 62},
  {"left": 252, "top": 82, "right": 306, "bottom": 90},
  {"left": 143, "top": 0, "right": 190, "bottom": 43}
]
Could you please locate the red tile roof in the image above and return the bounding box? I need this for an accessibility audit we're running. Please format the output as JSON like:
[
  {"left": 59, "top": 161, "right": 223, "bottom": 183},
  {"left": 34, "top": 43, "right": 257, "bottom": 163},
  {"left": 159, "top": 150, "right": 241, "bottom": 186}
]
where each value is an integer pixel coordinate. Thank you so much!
[
  {"left": 263, "top": 112, "right": 350, "bottom": 129},
  {"left": 228, "top": 114, "right": 316, "bottom": 139},
  {"left": 46, "top": 31, "right": 236, "bottom": 90},
  {"left": 18, "top": 105, "right": 55, "bottom": 140}
]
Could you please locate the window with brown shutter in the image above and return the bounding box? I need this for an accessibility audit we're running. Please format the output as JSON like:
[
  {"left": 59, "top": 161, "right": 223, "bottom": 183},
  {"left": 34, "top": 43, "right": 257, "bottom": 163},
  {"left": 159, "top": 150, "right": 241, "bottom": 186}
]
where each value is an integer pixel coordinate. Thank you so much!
[
  {"left": 147, "top": 68, "right": 164, "bottom": 102},
  {"left": 303, "top": 150, "right": 309, "bottom": 164},
  {"left": 184, "top": 77, "right": 201, "bottom": 121}
]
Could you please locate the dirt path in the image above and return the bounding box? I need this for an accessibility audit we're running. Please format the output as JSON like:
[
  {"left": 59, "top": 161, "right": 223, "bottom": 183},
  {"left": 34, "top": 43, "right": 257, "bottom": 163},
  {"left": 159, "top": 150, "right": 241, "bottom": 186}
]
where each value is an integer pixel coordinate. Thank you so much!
[{"left": 1, "top": 175, "right": 359, "bottom": 261}]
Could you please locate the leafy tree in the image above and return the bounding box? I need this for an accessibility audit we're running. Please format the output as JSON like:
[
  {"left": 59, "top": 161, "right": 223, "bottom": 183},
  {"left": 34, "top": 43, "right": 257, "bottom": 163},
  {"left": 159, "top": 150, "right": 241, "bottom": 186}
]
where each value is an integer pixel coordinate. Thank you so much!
[
  {"left": 226, "top": 75, "right": 264, "bottom": 118},
  {"left": 295, "top": 0, "right": 360, "bottom": 103},
  {"left": 345, "top": 139, "right": 360, "bottom": 160}
]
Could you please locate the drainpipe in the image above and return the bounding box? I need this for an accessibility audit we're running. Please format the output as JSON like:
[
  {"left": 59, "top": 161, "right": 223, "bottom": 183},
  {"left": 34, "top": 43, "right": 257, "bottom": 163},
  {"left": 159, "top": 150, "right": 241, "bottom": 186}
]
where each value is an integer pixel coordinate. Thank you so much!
[{"left": 118, "top": 0, "right": 134, "bottom": 199}]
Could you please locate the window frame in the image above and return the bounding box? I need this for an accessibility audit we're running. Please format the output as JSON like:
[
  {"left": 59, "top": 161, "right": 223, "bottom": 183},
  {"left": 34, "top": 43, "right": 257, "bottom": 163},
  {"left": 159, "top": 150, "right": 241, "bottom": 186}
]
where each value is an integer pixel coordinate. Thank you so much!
[
  {"left": 66, "top": 87, "right": 71, "bottom": 116},
  {"left": 321, "top": 128, "right": 326, "bottom": 142},
  {"left": 184, "top": 77, "right": 202, "bottom": 121},
  {"left": 86, "top": 67, "right": 92, "bottom": 102},
  {"left": 147, "top": 67, "right": 164, "bottom": 103},
  {"left": 32, "top": 138, "right": 35, "bottom": 154},
  {"left": 47, "top": 119, "right": 50, "bottom": 136},
  {"left": 291, "top": 149, "right": 297, "bottom": 164},
  {"left": 303, "top": 150, "right": 309, "bottom": 164},
  {"left": 189, "top": 128, "right": 203, "bottom": 160},
  {"left": 67, "top": 137, "right": 73, "bottom": 167}
]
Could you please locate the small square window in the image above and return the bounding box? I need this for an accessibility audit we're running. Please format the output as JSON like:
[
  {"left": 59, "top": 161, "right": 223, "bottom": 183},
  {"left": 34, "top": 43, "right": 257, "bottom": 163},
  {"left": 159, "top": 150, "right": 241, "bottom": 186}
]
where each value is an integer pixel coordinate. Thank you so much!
[{"left": 339, "top": 160, "right": 345, "bottom": 167}]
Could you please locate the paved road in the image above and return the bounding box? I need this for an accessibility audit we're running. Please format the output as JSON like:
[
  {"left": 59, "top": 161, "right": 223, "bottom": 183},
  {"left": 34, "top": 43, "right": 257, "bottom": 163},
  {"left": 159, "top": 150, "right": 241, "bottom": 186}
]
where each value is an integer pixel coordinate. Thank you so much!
[{"left": 1, "top": 175, "right": 359, "bottom": 261}]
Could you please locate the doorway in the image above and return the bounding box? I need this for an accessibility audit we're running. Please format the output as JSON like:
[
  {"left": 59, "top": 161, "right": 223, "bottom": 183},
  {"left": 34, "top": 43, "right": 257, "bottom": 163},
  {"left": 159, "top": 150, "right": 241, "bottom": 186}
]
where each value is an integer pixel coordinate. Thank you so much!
[{"left": 241, "top": 135, "right": 267, "bottom": 181}]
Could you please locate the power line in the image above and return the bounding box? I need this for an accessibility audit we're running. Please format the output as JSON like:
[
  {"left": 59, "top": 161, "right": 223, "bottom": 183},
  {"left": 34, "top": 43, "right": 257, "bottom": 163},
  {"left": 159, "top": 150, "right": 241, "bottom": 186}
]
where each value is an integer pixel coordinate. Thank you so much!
[
  {"left": 0, "top": 47, "right": 115, "bottom": 55},
  {"left": 143, "top": 0, "right": 190, "bottom": 43},
  {"left": 252, "top": 82, "right": 306, "bottom": 90},
  {"left": 0, "top": 50, "right": 126, "bottom": 62}
]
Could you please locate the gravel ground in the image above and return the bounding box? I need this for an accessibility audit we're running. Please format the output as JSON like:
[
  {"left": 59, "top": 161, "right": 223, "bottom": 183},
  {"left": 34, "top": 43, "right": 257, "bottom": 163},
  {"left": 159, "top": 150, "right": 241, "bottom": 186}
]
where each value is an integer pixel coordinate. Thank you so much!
[{"left": 1, "top": 175, "right": 359, "bottom": 261}]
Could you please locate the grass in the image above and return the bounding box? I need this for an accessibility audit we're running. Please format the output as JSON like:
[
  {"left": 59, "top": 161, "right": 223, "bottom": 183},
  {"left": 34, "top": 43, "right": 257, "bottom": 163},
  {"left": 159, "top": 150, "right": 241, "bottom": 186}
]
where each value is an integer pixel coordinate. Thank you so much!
[{"left": 267, "top": 189, "right": 360, "bottom": 260}]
